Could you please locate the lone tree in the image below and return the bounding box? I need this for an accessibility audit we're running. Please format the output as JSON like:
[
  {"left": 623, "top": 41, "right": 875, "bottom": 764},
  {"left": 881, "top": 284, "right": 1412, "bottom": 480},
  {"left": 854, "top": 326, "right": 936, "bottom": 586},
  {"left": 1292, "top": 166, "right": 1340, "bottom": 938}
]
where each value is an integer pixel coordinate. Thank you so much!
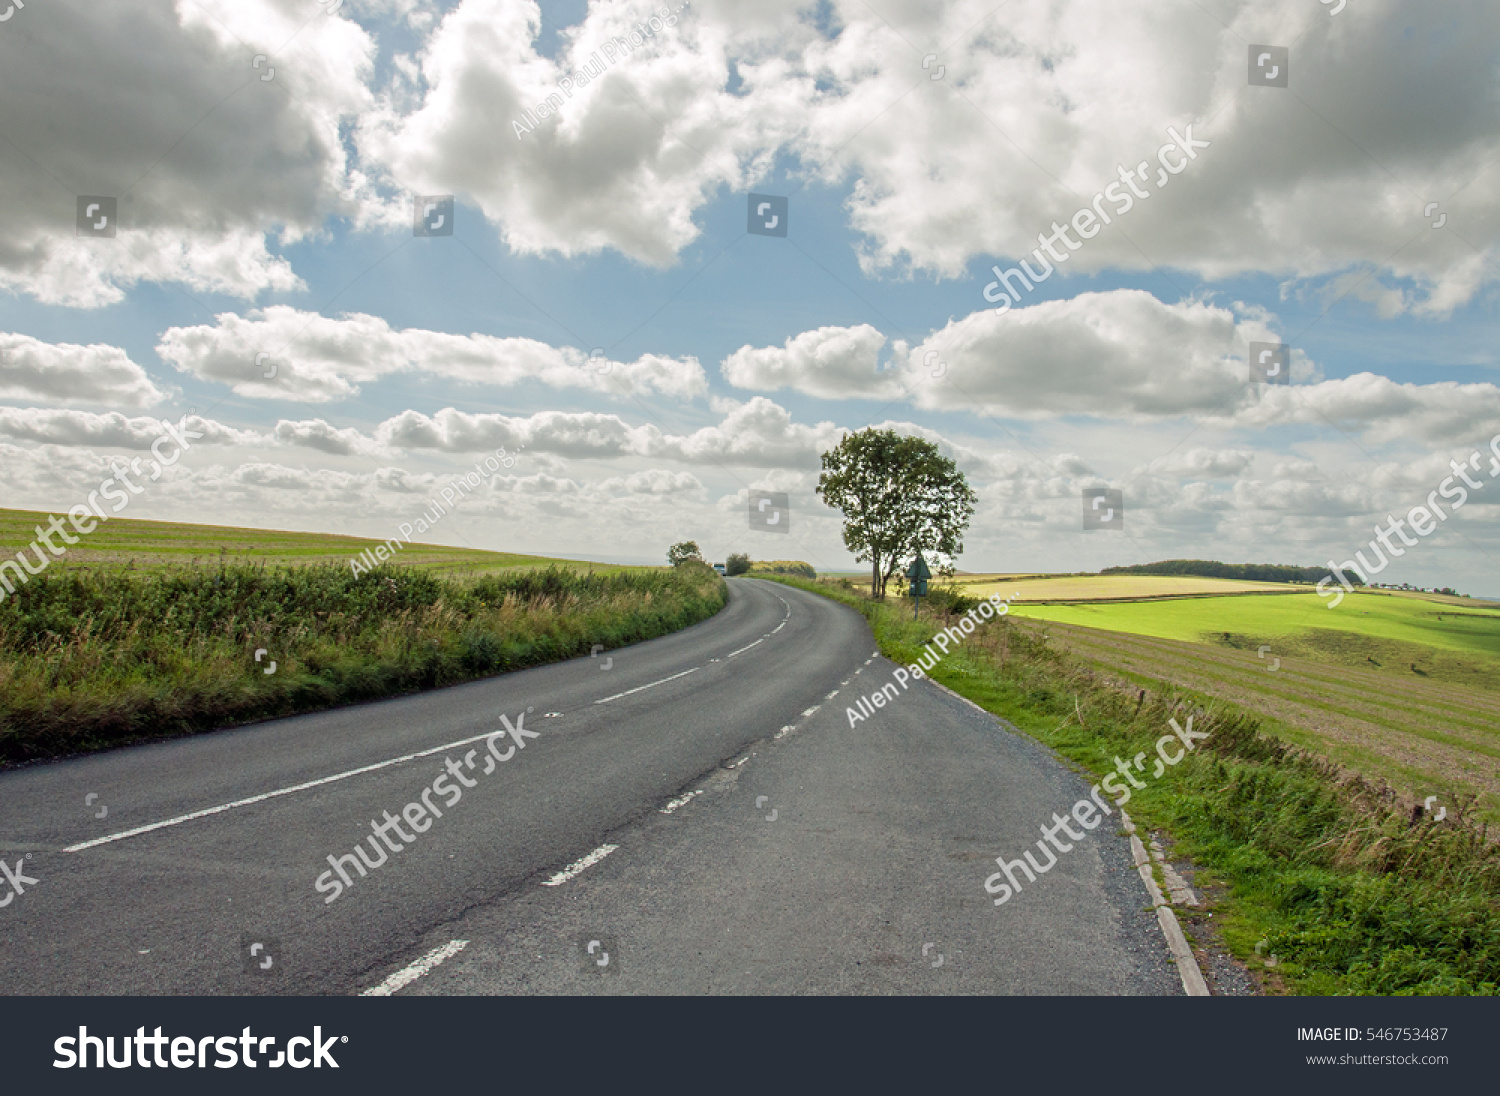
[
  {"left": 816, "top": 428, "right": 978, "bottom": 599},
  {"left": 667, "top": 541, "right": 704, "bottom": 567},
  {"left": 725, "top": 553, "right": 751, "bottom": 576}
]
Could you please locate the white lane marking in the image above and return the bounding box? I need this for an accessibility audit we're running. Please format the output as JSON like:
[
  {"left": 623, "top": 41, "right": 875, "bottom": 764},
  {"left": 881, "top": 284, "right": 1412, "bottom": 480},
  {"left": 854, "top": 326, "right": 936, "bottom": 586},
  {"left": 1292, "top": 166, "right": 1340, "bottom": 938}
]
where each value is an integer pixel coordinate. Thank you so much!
[
  {"left": 594, "top": 667, "right": 698, "bottom": 704},
  {"left": 840, "top": 679, "right": 850, "bottom": 686},
  {"left": 774, "top": 725, "right": 795, "bottom": 740},
  {"left": 727, "top": 757, "right": 749, "bottom": 768},
  {"left": 659, "top": 790, "right": 703, "bottom": 814},
  {"left": 66, "top": 725, "right": 517, "bottom": 853},
  {"left": 801, "top": 705, "right": 820, "bottom": 718},
  {"left": 541, "top": 843, "right": 618, "bottom": 886},
  {"left": 824, "top": 690, "right": 839, "bottom": 700},
  {"left": 726, "top": 638, "right": 764, "bottom": 659},
  {"left": 770, "top": 619, "right": 788, "bottom": 634},
  {"left": 871, "top": 649, "right": 879, "bottom": 657},
  {"left": 361, "top": 939, "right": 468, "bottom": 997}
]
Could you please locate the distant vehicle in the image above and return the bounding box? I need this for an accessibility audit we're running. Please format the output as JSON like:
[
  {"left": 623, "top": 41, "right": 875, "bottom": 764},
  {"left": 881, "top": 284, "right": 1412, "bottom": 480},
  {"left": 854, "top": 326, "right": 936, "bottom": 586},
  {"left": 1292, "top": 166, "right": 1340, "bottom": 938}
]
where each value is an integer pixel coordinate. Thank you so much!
[{"left": 713, "top": 563, "right": 727, "bottom": 576}]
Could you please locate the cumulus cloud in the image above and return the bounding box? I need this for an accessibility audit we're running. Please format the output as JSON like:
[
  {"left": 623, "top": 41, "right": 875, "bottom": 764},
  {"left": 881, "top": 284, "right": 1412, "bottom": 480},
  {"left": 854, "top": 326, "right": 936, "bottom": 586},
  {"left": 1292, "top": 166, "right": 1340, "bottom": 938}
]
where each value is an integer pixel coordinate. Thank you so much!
[
  {"left": 0, "top": 408, "right": 259, "bottom": 450},
  {"left": 1224, "top": 373, "right": 1500, "bottom": 446},
  {"left": 0, "top": 333, "right": 166, "bottom": 407},
  {"left": 156, "top": 307, "right": 706, "bottom": 401},
  {"left": 0, "top": 0, "right": 374, "bottom": 307},
  {"left": 346, "top": 0, "right": 1500, "bottom": 311},
  {"left": 273, "top": 418, "right": 384, "bottom": 457},
  {"left": 1139, "top": 448, "right": 1256, "bottom": 480},
  {"left": 372, "top": 397, "right": 844, "bottom": 468},
  {"left": 721, "top": 324, "right": 889, "bottom": 399},
  {"left": 843, "top": 291, "right": 1265, "bottom": 418},
  {"left": 358, "top": 0, "right": 791, "bottom": 265}
]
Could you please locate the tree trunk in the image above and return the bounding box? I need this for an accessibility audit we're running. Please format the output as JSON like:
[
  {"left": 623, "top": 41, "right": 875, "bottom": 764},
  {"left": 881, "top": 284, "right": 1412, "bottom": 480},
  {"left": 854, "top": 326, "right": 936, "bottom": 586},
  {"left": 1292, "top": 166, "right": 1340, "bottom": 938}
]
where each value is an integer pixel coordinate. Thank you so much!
[{"left": 872, "top": 552, "right": 881, "bottom": 599}]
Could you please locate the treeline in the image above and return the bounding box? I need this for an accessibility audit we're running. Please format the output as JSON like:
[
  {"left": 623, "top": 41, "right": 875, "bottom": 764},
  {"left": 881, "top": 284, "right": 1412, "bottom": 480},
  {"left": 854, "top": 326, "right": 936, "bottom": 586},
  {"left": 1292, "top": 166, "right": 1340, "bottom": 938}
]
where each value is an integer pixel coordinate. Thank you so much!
[
  {"left": 1100, "top": 559, "right": 1361, "bottom": 586},
  {"left": 0, "top": 562, "right": 726, "bottom": 761}
]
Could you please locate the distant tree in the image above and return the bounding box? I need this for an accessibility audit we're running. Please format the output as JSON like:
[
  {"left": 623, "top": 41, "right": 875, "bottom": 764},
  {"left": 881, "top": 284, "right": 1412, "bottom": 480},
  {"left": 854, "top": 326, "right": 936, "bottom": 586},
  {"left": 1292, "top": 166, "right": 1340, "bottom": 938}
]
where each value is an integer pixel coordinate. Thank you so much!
[
  {"left": 1100, "top": 559, "right": 1364, "bottom": 587},
  {"left": 816, "top": 428, "right": 977, "bottom": 599},
  {"left": 725, "top": 553, "right": 751, "bottom": 576},
  {"left": 667, "top": 541, "right": 703, "bottom": 567}
]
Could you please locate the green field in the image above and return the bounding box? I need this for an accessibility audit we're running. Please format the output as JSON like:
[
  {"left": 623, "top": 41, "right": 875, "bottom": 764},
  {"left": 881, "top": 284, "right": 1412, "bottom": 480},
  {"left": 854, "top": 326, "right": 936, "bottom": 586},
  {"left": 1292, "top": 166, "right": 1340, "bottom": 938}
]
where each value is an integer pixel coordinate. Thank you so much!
[
  {"left": 0, "top": 508, "right": 635, "bottom": 579},
  {"left": 1003, "top": 589, "right": 1500, "bottom": 827},
  {"left": 1010, "top": 589, "right": 1500, "bottom": 667}
]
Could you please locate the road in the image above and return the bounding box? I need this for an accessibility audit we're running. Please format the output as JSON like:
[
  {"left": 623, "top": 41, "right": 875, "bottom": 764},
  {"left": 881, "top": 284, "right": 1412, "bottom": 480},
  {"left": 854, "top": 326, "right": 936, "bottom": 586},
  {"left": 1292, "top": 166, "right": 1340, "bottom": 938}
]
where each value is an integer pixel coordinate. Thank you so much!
[{"left": 0, "top": 578, "right": 1180, "bottom": 995}]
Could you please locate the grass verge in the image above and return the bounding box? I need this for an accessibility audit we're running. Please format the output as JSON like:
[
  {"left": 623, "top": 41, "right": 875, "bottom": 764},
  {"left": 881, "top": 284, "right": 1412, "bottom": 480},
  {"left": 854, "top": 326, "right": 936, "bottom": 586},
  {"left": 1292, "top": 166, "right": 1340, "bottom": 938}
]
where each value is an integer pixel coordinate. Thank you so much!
[
  {"left": 763, "top": 575, "right": 1500, "bottom": 996},
  {"left": 0, "top": 560, "right": 726, "bottom": 762}
]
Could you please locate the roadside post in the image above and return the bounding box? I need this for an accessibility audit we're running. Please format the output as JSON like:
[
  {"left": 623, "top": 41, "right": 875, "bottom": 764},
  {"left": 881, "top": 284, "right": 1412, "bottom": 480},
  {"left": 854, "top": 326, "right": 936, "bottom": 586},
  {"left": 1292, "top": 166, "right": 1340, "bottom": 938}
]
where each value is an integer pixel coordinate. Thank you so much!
[{"left": 906, "top": 552, "right": 931, "bottom": 619}]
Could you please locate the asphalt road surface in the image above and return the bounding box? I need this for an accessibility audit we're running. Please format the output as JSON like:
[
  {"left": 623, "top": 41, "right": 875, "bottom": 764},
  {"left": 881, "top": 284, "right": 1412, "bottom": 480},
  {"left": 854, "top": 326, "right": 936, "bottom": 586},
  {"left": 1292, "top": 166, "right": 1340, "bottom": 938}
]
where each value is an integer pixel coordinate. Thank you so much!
[{"left": 0, "top": 578, "right": 1179, "bottom": 995}]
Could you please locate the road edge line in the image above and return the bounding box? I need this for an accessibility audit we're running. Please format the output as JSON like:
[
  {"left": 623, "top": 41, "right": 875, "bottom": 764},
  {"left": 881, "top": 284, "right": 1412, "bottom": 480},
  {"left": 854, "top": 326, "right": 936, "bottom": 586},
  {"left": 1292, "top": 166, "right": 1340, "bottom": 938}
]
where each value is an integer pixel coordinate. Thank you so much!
[{"left": 1123, "top": 812, "right": 1211, "bottom": 997}]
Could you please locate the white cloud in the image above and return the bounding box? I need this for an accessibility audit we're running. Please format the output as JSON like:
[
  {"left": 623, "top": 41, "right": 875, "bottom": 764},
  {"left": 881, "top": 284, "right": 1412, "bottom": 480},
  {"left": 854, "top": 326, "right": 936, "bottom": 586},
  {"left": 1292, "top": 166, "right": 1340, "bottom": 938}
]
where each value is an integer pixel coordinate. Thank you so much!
[
  {"left": 0, "top": 333, "right": 166, "bottom": 407},
  {"left": 374, "top": 397, "right": 845, "bottom": 468},
  {"left": 1225, "top": 373, "right": 1500, "bottom": 446},
  {"left": 0, "top": 0, "right": 374, "bottom": 307},
  {"left": 0, "top": 407, "right": 258, "bottom": 449},
  {"left": 346, "top": 0, "right": 1500, "bottom": 312},
  {"left": 358, "top": 0, "right": 791, "bottom": 266},
  {"left": 273, "top": 418, "right": 383, "bottom": 457},
  {"left": 1139, "top": 448, "right": 1255, "bottom": 480},
  {"left": 157, "top": 307, "right": 706, "bottom": 401},
  {"left": 891, "top": 291, "right": 1262, "bottom": 418},
  {"left": 721, "top": 324, "right": 889, "bottom": 399}
]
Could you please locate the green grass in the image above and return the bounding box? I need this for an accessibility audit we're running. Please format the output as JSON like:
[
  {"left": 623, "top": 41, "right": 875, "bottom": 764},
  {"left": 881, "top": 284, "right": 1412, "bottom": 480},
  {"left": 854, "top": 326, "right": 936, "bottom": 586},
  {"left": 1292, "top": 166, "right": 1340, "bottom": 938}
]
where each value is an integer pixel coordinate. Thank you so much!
[
  {"left": 762, "top": 576, "right": 1500, "bottom": 996},
  {"left": 1010, "top": 589, "right": 1500, "bottom": 662},
  {"left": 0, "top": 508, "right": 630, "bottom": 580}
]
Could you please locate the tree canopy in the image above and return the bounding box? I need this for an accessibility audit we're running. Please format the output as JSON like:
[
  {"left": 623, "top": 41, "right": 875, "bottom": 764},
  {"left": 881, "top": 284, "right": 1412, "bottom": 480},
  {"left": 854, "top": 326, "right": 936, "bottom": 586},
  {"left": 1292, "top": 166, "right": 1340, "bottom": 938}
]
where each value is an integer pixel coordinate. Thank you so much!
[
  {"left": 667, "top": 541, "right": 703, "bottom": 567},
  {"left": 815, "top": 428, "right": 977, "bottom": 598}
]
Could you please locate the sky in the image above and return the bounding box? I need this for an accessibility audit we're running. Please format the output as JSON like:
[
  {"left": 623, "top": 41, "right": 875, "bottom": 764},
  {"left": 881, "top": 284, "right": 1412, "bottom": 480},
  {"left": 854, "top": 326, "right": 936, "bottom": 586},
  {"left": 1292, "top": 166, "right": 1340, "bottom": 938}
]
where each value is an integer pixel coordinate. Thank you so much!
[{"left": 1, "top": 0, "right": 1498, "bottom": 587}]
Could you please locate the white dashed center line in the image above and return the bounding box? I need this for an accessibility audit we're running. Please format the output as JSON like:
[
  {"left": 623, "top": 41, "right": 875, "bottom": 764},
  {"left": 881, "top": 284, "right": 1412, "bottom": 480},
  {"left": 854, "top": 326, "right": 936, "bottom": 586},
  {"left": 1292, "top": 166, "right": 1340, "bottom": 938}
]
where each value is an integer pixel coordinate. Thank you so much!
[
  {"left": 726, "top": 638, "right": 764, "bottom": 658},
  {"left": 595, "top": 667, "right": 698, "bottom": 704},
  {"left": 659, "top": 790, "right": 703, "bottom": 814},
  {"left": 541, "top": 843, "right": 619, "bottom": 886},
  {"left": 361, "top": 939, "right": 468, "bottom": 997},
  {"left": 66, "top": 726, "right": 522, "bottom": 853}
]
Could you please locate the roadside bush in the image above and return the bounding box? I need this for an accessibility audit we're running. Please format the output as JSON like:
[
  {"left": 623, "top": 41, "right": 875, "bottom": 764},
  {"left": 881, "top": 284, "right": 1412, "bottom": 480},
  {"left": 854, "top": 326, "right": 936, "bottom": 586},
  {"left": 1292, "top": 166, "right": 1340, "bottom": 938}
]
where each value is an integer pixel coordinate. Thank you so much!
[
  {"left": 749, "top": 560, "right": 816, "bottom": 579},
  {"left": 0, "top": 562, "right": 727, "bottom": 761}
]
